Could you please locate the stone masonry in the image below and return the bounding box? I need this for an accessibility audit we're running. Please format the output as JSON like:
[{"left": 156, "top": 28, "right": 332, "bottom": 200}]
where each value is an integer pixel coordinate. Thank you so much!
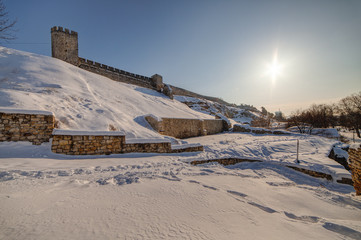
[
  {"left": 349, "top": 144, "right": 361, "bottom": 195},
  {"left": 51, "top": 26, "right": 78, "bottom": 65},
  {"left": 145, "top": 116, "right": 229, "bottom": 139},
  {"left": 0, "top": 109, "right": 55, "bottom": 145},
  {"left": 52, "top": 133, "right": 125, "bottom": 155},
  {"left": 51, "top": 130, "right": 203, "bottom": 155}
]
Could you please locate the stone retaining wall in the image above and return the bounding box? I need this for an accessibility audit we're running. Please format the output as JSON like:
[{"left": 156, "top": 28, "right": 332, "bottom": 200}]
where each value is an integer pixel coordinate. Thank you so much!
[
  {"left": 349, "top": 144, "right": 361, "bottom": 195},
  {"left": 123, "top": 142, "right": 171, "bottom": 154},
  {"left": 203, "top": 119, "right": 225, "bottom": 135},
  {"left": 52, "top": 133, "right": 125, "bottom": 155},
  {"left": 0, "top": 109, "right": 55, "bottom": 145},
  {"left": 51, "top": 130, "right": 203, "bottom": 155},
  {"left": 145, "top": 116, "right": 229, "bottom": 139}
]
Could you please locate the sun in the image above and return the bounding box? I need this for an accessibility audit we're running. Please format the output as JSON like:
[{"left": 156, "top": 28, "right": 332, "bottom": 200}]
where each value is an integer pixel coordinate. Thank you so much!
[{"left": 266, "top": 51, "right": 283, "bottom": 82}]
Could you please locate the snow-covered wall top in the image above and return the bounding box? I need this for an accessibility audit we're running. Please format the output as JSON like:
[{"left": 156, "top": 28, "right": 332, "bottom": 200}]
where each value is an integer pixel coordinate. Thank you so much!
[
  {"left": 0, "top": 108, "right": 53, "bottom": 116},
  {"left": 52, "top": 129, "right": 125, "bottom": 136}
]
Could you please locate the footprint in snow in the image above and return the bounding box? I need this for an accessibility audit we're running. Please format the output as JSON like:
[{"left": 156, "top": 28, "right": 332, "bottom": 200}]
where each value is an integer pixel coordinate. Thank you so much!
[
  {"left": 188, "top": 180, "right": 200, "bottom": 184},
  {"left": 227, "top": 190, "right": 247, "bottom": 198},
  {"left": 284, "top": 212, "right": 320, "bottom": 223},
  {"left": 202, "top": 185, "right": 218, "bottom": 191},
  {"left": 247, "top": 201, "right": 277, "bottom": 213},
  {"left": 323, "top": 222, "right": 361, "bottom": 240}
]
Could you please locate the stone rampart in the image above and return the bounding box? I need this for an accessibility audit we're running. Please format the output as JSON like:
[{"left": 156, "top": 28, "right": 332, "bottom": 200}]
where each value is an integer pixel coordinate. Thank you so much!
[
  {"left": 145, "top": 116, "right": 229, "bottom": 139},
  {"left": 78, "top": 57, "right": 162, "bottom": 90},
  {"left": 349, "top": 144, "right": 361, "bottom": 195},
  {"left": 0, "top": 109, "right": 55, "bottom": 145}
]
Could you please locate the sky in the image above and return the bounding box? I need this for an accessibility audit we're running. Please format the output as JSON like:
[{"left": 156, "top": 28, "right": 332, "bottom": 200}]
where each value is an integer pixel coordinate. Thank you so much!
[{"left": 2, "top": 0, "right": 361, "bottom": 115}]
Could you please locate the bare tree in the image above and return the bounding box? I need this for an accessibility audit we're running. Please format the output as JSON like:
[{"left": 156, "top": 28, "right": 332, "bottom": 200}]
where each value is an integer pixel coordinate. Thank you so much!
[
  {"left": 338, "top": 92, "right": 361, "bottom": 138},
  {"left": 288, "top": 109, "right": 313, "bottom": 134},
  {"left": 0, "top": 0, "right": 17, "bottom": 42}
]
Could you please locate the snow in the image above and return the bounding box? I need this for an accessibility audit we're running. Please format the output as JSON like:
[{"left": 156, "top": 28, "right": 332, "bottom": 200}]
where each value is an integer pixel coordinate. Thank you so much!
[
  {"left": 1, "top": 141, "right": 360, "bottom": 240},
  {"left": 350, "top": 143, "right": 361, "bottom": 150},
  {"left": 184, "top": 133, "right": 351, "bottom": 181},
  {"left": 174, "top": 95, "right": 259, "bottom": 125},
  {"left": 171, "top": 143, "right": 202, "bottom": 150},
  {"left": 0, "top": 107, "right": 53, "bottom": 115},
  {"left": 288, "top": 127, "right": 340, "bottom": 139},
  {"left": 1, "top": 47, "right": 361, "bottom": 239},
  {"left": 125, "top": 138, "right": 171, "bottom": 144},
  {"left": 52, "top": 129, "right": 125, "bottom": 136}
]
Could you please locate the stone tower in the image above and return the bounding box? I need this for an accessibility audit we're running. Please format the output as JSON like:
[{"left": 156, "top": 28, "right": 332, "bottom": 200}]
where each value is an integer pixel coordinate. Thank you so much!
[{"left": 51, "top": 26, "right": 79, "bottom": 65}]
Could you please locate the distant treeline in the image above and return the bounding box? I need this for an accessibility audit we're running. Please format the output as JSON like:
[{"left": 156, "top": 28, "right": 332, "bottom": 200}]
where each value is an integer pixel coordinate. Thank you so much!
[{"left": 287, "top": 92, "right": 361, "bottom": 137}]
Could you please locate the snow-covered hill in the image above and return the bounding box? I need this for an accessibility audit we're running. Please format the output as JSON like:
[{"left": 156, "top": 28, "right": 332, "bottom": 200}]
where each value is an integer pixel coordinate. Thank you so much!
[{"left": 0, "top": 47, "right": 212, "bottom": 139}]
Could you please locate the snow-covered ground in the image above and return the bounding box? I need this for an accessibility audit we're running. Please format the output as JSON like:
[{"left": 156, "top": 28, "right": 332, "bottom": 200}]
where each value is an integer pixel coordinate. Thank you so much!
[
  {"left": 1, "top": 133, "right": 360, "bottom": 240},
  {"left": 339, "top": 129, "right": 361, "bottom": 144},
  {"left": 1, "top": 47, "right": 361, "bottom": 239}
]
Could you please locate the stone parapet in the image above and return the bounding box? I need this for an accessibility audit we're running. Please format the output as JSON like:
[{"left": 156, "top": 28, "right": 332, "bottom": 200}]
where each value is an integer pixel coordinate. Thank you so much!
[
  {"left": 0, "top": 109, "right": 55, "bottom": 145},
  {"left": 349, "top": 144, "right": 361, "bottom": 195}
]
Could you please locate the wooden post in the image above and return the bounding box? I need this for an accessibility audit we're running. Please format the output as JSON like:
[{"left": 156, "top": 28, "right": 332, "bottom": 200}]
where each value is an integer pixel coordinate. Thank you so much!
[{"left": 296, "top": 139, "right": 300, "bottom": 163}]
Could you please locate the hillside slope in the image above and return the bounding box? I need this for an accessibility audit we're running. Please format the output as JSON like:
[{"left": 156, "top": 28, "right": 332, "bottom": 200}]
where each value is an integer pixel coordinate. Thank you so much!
[{"left": 0, "top": 47, "right": 213, "bottom": 139}]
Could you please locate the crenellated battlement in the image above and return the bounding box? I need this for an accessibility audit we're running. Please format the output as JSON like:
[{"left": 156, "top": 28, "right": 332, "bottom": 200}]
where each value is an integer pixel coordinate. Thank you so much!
[
  {"left": 51, "top": 26, "right": 168, "bottom": 96},
  {"left": 51, "top": 26, "right": 78, "bottom": 36},
  {"left": 78, "top": 57, "right": 157, "bottom": 89},
  {"left": 51, "top": 26, "right": 78, "bottom": 65}
]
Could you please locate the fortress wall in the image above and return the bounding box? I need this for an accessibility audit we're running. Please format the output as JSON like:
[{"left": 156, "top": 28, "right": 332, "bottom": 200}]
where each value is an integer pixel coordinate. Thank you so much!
[
  {"left": 78, "top": 57, "right": 158, "bottom": 90},
  {"left": 0, "top": 109, "right": 55, "bottom": 145},
  {"left": 349, "top": 144, "right": 361, "bottom": 195}
]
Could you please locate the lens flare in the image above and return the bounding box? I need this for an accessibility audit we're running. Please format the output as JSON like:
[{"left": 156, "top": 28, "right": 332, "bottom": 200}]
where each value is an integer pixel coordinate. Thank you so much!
[{"left": 266, "top": 51, "right": 283, "bottom": 84}]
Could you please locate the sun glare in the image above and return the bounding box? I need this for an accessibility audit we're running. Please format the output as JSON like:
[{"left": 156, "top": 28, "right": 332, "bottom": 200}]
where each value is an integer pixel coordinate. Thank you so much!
[{"left": 266, "top": 51, "right": 283, "bottom": 83}]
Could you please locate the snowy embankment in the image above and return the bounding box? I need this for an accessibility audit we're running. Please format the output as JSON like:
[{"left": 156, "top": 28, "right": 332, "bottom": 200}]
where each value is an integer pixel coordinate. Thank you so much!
[{"left": 0, "top": 47, "right": 212, "bottom": 140}]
